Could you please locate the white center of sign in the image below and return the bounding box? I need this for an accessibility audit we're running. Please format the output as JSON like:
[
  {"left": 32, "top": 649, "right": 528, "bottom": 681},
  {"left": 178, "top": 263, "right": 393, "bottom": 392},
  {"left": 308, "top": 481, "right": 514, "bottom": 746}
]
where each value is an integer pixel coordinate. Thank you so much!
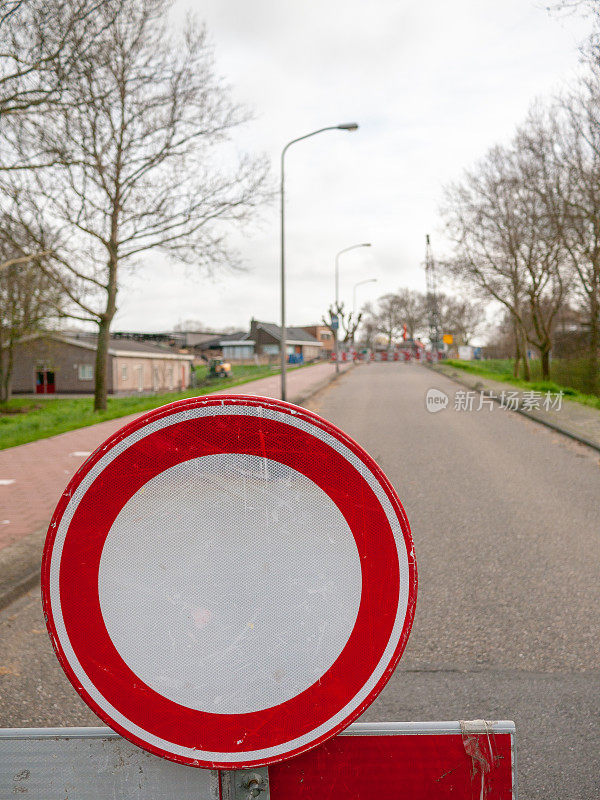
[{"left": 98, "top": 454, "right": 362, "bottom": 714}]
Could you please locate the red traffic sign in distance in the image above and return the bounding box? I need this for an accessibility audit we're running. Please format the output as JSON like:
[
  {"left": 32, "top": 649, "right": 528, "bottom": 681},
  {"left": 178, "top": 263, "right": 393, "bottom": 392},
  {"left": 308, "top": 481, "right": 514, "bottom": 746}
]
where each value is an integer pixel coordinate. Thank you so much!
[{"left": 42, "top": 395, "right": 417, "bottom": 769}]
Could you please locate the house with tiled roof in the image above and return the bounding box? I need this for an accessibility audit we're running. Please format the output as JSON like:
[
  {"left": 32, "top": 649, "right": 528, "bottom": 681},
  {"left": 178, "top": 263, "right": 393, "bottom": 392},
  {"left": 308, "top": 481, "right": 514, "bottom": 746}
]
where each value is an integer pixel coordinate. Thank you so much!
[{"left": 249, "top": 320, "right": 322, "bottom": 363}]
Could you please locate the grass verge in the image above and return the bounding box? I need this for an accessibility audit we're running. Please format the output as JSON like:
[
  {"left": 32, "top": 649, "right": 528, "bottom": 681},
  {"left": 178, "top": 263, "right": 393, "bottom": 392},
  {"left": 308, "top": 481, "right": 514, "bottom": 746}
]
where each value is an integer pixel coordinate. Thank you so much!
[
  {"left": 441, "top": 359, "right": 600, "bottom": 411},
  {"left": 0, "top": 363, "right": 308, "bottom": 450}
]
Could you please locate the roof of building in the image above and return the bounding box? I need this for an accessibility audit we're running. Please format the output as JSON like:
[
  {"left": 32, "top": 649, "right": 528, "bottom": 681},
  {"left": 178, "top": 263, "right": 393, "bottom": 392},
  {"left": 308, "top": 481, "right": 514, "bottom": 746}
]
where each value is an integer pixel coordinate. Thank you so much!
[
  {"left": 63, "top": 333, "right": 176, "bottom": 354},
  {"left": 254, "top": 321, "right": 322, "bottom": 346},
  {"left": 168, "top": 330, "right": 230, "bottom": 347},
  {"left": 185, "top": 331, "right": 247, "bottom": 349},
  {"left": 219, "top": 331, "right": 255, "bottom": 346},
  {"left": 220, "top": 330, "right": 252, "bottom": 342},
  {"left": 22, "top": 333, "right": 194, "bottom": 360}
]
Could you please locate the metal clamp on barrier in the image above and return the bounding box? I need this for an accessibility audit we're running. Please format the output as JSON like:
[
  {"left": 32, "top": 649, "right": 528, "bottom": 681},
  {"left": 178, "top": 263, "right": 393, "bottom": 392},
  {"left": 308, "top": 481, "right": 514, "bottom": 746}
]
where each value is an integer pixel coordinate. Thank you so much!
[{"left": 221, "top": 767, "right": 270, "bottom": 800}]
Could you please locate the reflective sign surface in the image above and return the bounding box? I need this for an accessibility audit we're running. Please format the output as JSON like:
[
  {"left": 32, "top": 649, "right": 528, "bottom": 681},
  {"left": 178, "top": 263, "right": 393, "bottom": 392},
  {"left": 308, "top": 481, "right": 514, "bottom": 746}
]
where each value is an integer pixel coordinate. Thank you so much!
[{"left": 42, "top": 396, "right": 417, "bottom": 768}]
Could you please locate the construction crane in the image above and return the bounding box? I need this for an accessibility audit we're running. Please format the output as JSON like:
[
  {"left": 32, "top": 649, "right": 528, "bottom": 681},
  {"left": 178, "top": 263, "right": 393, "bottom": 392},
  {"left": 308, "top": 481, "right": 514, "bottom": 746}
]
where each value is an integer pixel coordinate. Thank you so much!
[{"left": 424, "top": 234, "right": 442, "bottom": 352}]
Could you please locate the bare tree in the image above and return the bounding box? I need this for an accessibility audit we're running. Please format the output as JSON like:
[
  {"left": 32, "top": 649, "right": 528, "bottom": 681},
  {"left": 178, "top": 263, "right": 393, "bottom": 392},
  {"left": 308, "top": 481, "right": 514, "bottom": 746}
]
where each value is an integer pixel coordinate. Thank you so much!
[
  {"left": 362, "top": 287, "right": 480, "bottom": 348},
  {"left": 6, "top": 0, "right": 268, "bottom": 410},
  {"left": 395, "top": 288, "right": 427, "bottom": 339},
  {"left": 442, "top": 134, "right": 571, "bottom": 380},
  {"left": 343, "top": 311, "right": 362, "bottom": 345},
  {"left": 514, "top": 79, "right": 600, "bottom": 392},
  {"left": 173, "top": 319, "right": 211, "bottom": 333},
  {"left": 0, "top": 218, "right": 65, "bottom": 401},
  {"left": 437, "top": 294, "right": 485, "bottom": 346},
  {"left": 320, "top": 302, "right": 361, "bottom": 358},
  {"left": 550, "top": 0, "right": 600, "bottom": 12},
  {"left": 364, "top": 293, "right": 404, "bottom": 347},
  {"left": 556, "top": 67, "right": 600, "bottom": 391},
  {"left": 442, "top": 147, "right": 531, "bottom": 378},
  {"left": 0, "top": 0, "right": 112, "bottom": 120},
  {"left": 549, "top": 1, "right": 600, "bottom": 82},
  {"left": 357, "top": 309, "right": 379, "bottom": 350},
  {"left": 0, "top": 0, "right": 115, "bottom": 279}
]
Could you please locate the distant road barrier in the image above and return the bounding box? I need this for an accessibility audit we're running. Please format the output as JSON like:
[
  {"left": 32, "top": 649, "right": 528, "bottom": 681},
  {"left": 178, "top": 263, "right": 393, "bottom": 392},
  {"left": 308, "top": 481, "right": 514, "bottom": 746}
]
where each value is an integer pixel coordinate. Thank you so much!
[{"left": 331, "top": 349, "right": 441, "bottom": 362}]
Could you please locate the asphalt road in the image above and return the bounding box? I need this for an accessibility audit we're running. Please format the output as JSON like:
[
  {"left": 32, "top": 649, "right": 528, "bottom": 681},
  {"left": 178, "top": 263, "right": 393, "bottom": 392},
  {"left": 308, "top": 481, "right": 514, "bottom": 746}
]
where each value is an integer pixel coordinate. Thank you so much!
[
  {"left": 0, "top": 363, "right": 598, "bottom": 798},
  {"left": 307, "top": 363, "right": 600, "bottom": 799}
]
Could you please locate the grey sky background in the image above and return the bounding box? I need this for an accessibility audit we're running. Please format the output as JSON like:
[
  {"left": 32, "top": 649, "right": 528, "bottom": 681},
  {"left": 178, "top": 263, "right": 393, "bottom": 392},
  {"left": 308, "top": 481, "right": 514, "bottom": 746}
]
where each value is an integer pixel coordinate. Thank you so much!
[{"left": 114, "top": 1, "right": 591, "bottom": 334}]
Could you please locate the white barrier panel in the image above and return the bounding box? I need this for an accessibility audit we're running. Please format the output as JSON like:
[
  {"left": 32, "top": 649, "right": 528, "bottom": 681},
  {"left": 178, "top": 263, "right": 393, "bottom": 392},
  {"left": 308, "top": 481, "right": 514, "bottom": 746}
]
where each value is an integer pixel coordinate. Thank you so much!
[{"left": 0, "top": 727, "right": 218, "bottom": 799}]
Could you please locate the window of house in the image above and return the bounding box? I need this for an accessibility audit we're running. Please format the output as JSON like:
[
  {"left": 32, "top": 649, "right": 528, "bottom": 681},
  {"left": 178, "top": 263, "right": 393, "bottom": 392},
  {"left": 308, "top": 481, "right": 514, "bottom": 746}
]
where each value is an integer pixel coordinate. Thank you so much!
[
  {"left": 78, "top": 364, "right": 94, "bottom": 381},
  {"left": 122, "top": 365, "right": 128, "bottom": 382}
]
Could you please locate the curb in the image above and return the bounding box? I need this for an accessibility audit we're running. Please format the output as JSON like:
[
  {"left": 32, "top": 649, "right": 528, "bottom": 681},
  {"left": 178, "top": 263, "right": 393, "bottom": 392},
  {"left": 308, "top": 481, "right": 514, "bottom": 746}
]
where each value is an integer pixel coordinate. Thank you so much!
[
  {"left": 0, "top": 528, "right": 46, "bottom": 612},
  {"left": 0, "top": 363, "right": 355, "bottom": 612},
  {"left": 291, "top": 362, "right": 355, "bottom": 408},
  {"left": 427, "top": 364, "right": 600, "bottom": 455}
]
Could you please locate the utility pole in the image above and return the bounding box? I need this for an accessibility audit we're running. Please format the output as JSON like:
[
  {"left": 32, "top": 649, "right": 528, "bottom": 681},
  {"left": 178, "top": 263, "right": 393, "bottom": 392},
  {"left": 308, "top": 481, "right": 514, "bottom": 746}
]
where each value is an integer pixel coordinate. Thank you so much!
[{"left": 425, "top": 234, "right": 442, "bottom": 352}]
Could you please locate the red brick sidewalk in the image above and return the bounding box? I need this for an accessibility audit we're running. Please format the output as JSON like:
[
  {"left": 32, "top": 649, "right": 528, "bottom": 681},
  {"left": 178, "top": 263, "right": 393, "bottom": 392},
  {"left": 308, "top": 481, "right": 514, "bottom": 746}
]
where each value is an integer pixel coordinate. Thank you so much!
[{"left": 0, "top": 363, "right": 349, "bottom": 551}]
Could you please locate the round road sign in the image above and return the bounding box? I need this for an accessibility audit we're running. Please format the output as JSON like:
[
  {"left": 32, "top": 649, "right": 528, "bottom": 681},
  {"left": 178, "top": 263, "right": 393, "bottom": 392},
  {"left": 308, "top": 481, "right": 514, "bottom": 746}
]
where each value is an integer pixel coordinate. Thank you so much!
[{"left": 42, "top": 395, "right": 417, "bottom": 769}]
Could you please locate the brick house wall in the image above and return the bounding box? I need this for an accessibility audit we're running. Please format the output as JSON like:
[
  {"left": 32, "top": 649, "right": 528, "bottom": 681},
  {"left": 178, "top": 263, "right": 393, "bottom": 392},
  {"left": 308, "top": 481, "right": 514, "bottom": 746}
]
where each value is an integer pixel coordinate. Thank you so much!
[
  {"left": 10, "top": 336, "right": 109, "bottom": 394},
  {"left": 301, "top": 325, "right": 334, "bottom": 354},
  {"left": 249, "top": 320, "right": 277, "bottom": 356}
]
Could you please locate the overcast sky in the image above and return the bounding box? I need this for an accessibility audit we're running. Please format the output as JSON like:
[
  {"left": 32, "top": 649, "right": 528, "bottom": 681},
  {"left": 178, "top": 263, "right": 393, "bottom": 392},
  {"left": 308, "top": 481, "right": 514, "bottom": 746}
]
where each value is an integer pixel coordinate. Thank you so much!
[{"left": 114, "top": 0, "right": 591, "bottom": 334}]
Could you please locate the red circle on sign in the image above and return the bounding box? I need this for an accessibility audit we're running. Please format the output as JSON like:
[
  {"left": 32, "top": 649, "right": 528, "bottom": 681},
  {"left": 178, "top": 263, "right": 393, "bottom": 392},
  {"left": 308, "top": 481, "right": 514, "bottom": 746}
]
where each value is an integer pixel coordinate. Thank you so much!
[{"left": 42, "top": 396, "right": 417, "bottom": 769}]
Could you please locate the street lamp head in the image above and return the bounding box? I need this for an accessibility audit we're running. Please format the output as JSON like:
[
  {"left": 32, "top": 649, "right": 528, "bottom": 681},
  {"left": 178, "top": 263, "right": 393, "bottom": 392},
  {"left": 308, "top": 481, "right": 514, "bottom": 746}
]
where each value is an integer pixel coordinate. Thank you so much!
[
  {"left": 354, "top": 277, "right": 377, "bottom": 289},
  {"left": 337, "top": 122, "right": 359, "bottom": 131},
  {"left": 361, "top": 242, "right": 372, "bottom": 247}
]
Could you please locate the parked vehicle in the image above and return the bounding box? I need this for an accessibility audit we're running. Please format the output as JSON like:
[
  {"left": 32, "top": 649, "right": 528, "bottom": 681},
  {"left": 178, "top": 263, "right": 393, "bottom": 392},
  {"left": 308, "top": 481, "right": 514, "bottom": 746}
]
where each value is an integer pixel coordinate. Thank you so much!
[{"left": 208, "top": 358, "right": 232, "bottom": 378}]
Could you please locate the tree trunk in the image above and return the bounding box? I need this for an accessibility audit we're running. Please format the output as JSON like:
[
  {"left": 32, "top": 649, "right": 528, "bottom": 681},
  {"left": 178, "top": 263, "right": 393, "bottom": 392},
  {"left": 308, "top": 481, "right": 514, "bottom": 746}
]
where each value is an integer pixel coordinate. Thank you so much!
[
  {"left": 520, "top": 330, "right": 530, "bottom": 382},
  {"left": 0, "top": 334, "right": 14, "bottom": 403},
  {"left": 541, "top": 347, "right": 551, "bottom": 381},
  {"left": 93, "top": 317, "right": 112, "bottom": 411},
  {"left": 0, "top": 366, "right": 8, "bottom": 403},
  {"left": 587, "top": 291, "right": 599, "bottom": 395},
  {"left": 0, "top": 329, "right": 5, "bottom": 404},
  {"left": 4, "top": 340, "right": 14, "bottom": 402},
  {"left": 514, "top": 320, "right": 530, "bottom": 381},
  {"left": 93, "top": 244, "right": 118, "bottom": 411},
  {"left": 513, "top": 322, "right": 521, "bottom": 378}
]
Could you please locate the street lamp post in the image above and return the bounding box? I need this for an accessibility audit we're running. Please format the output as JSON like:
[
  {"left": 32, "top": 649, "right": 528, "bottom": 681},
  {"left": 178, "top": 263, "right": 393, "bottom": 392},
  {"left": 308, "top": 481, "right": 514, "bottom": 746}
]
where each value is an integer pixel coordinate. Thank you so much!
[
  {"left": 352, "top": 277, "right": 378, "bottom": 319},
  {"left": 334, "top": 243, "right": 371, "bottom": 373},
  {"left": 280, "top": 123, "right": 359, "bottom": 402}
]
